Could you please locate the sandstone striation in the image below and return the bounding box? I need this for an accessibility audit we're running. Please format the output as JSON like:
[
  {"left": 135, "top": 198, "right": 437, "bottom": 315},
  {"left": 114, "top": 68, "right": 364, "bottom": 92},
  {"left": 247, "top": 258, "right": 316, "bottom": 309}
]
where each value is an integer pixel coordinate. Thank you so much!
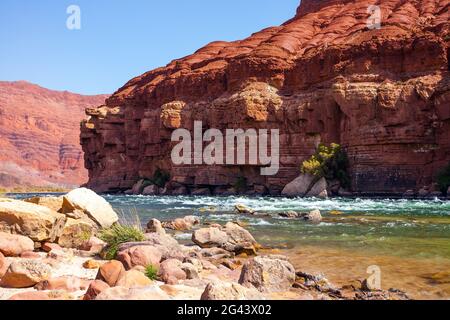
[{"left": 81, "top": 0, "right": 450, "bottom": 196}]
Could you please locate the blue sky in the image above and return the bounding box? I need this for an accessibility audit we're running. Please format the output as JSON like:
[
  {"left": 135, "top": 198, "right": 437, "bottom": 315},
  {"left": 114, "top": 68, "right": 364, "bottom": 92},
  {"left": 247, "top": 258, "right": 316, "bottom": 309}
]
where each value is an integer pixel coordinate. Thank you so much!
[{"left": 0, "top": 0, "right": 300, "bottom": 95}]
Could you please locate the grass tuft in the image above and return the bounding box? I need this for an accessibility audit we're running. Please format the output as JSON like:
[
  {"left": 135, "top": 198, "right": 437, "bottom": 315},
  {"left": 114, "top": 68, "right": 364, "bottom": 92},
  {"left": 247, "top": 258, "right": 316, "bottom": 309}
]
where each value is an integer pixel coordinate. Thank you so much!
[
  {"left": 144, "top": 264, "right": 159, "bottom": 281},
  {"left": 99, "top": 208, "right": 145, "bottom": 260}
]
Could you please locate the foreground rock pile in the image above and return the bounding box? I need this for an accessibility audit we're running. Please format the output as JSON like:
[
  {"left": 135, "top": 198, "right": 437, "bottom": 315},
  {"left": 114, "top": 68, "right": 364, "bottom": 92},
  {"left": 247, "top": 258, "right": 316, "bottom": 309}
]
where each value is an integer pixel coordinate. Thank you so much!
[{"left": 0, "top": 190, "right": 409, "bottom": 300}]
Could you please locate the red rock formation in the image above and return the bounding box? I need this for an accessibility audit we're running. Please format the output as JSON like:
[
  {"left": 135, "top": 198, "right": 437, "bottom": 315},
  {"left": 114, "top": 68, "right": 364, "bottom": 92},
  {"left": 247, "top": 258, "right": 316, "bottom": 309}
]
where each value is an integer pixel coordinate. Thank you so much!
[
  {"left": 81, "top": 0, "right": 450, "bottom": 195},
  {"left": 0, "top": 81, "right": 108, "bottom": 188}
]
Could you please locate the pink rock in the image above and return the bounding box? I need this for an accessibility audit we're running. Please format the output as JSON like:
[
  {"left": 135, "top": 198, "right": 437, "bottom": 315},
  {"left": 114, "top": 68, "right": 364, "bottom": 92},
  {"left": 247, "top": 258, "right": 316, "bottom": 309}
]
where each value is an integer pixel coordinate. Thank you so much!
[
  {"left": 95, "top": 260, "right": 126, "bottom": 287},
  {"left": 42, "top": 242, "right": 62, "bottom": 253},
  {"left": 83, "top": 280, "right": 110, "bottom": 300},
  {"left": 0, "top": 251, "right": 8, "bottom": 278},
  {"left": 0, "top": 232, "right": 35, "bottom": 257},
  {"left": 20, "top": 251, "right": 41, "bottom": 259},
  {"left": 158, "top": 259, "right": 186, "bottom": 285},
  {"left": 35, "top": 276, "right": 91, "bottom": 292},
  {"left": 117, "top": 245, "right": 162, "bottom": 270}
]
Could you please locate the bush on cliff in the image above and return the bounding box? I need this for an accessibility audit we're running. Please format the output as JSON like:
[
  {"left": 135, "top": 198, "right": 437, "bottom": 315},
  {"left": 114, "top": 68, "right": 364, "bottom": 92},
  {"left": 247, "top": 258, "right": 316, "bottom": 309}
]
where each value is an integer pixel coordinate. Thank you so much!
[
  {"left": 437, "top": 163, "right": 450, "bottom": 195},
  {"left": 150, "top": 169, "right": 171, "bottom": 188},
  {"left": 234, "top": 176, "right": 248, "bottom": 193},
  {"left": 301, "top": 143, "right": 351, "bottom": 189},
  {"left": 99, "top": 223, "right": 145, "bottom": 260}
]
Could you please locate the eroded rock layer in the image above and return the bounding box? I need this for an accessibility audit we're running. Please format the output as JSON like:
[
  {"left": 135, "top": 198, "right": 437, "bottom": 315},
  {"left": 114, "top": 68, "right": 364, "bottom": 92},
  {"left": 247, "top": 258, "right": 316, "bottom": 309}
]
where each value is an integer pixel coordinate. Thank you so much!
[
  {"left": 0, "top": 81, "right": 108, "bottom": 188},
  {"left": 81, "top": 0, "right": 450, "bottom": 195}
]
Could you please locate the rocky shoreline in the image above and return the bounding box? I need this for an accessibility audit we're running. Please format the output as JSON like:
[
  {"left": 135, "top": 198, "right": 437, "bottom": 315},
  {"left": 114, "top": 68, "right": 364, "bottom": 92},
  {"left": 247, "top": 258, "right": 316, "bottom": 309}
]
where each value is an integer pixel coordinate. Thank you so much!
[{"left": 0, "top": 189, "right": 410, "bottom": 300}]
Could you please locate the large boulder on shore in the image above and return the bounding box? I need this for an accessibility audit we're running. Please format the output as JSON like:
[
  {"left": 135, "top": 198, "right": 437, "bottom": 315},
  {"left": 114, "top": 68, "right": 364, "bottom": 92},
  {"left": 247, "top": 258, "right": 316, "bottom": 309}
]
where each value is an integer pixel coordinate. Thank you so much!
[
  {"left": 0, "top": 232, "right": 35, "bottom": 257},
  {"left": 24, "top": 196, "right": 64, "bottom": 212},
  {"left": 0, "top": 260, "right": 52, "bottom": 288},
  {"left": 0, "top": 199, "right": 67, "bottom": 242},
  {"left": 201, "top": 281, "right": 265, "bottom": 300},
  {"left": 192, "top": 222, "right": 258, "bottom": 254},
  {"left": 117, "top": 245, "right": 162, "bottom": 270},
  {"left": 62, "top": 188, "right": 118, "bottom": 228},
  {"left": 239, "top": 255, "right": 296, "bottom": 293},
  {"left": 192, "top": 227, "right": 228, "bottom": 249},
  {"left": 96, "top": 260, "right": 126, "bottom": 287},
  {"left": 116, "top": 270, "right": 153, "bottom": 288},
  {"left": 57, "top": 218, "right": 96, "bottom": 249},
  {"left": 281, "top": 174, "right": 328, "bottom": 198},
  {"left": 158, "top": 259, "right": 187, "bottom": 285}
]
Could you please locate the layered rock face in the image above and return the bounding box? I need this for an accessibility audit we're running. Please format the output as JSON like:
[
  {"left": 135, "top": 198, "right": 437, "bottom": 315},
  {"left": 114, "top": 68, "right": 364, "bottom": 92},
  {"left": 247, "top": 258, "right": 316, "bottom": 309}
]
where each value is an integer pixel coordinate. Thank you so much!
[
  {"left": 81, "top": 0, "right": 450, "bottom": 195},
  {"left": 0, "top": 81, "right": 108, "bottom": 188}
]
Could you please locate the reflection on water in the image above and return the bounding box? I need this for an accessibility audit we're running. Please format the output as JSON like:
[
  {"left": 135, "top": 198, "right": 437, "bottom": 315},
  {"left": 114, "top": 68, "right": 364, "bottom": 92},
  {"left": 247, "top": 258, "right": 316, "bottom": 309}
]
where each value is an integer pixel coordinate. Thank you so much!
[{"left": 10, "top": 194, "right": 450, "bottom": 299}]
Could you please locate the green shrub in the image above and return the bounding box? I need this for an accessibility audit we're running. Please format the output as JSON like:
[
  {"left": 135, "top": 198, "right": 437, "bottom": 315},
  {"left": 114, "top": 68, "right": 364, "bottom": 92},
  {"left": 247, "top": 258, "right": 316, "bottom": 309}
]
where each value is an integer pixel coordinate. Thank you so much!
[
  {"left": 437, "top": 163, "right": 450, "bottom": 194},
  {"left": 234, "top": 176, "right": 248, "bottom": 193},
  {"left": 99, "top": 223, "right": 145, "bottom": 260},
  {"left": 144, "top": 264, "right": 159, "bottom": 280},
  {"left": 301, "top": 143, "right": 351, "bottom": 189},
  {"left": 150, "top": 169, "right": 171, "bottom": 188}
]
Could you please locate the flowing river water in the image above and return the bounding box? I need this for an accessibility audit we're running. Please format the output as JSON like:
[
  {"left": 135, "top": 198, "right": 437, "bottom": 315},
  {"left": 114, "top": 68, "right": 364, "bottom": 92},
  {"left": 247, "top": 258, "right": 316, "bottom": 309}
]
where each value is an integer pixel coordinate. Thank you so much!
[{"left": 12, "top": 194, "right": 450, "bottom": 300}]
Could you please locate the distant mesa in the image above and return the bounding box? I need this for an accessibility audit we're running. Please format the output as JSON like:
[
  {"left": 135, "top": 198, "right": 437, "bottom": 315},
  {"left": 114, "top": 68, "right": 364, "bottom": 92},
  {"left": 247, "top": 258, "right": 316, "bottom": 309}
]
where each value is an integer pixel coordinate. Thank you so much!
[{"left": 0, "top": 81, "right": 109, "bottom": 189}]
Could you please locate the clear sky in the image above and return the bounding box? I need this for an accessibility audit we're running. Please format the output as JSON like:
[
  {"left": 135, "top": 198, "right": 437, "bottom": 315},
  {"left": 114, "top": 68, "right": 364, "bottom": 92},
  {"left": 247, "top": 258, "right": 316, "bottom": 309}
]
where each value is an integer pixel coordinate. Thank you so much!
[{"left": 0, "top": 0, "right": 300, "bottom": 95}]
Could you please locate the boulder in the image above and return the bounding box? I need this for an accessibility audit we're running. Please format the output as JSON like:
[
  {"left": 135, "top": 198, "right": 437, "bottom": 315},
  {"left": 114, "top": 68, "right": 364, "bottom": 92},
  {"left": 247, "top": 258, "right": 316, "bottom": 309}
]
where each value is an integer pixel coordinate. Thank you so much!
[
  {"left": 300, "top": 209, "right": 322, "bottom": 223},
  {"left": 121, "top": 233, "right": 186, "bottom": 261},
  {"left": 142, "top": 185, "right": 160, "bottom": 196},
  {"left": 447, "top": 186, "right": 450, "bottom": 196},
  {"left": 0, "top": 251, "right": 7, "bottom": 278},
  {"left": 239, "top": 256, "right": 296, "bottom": 292},
  {"left": 35, "top": 276, "right": 91, "bottom": 292},
  {"left": 79, "top": 236, "right": 107, "bottom": 254},
  {"left": 0, "top": 199, "right": 67, "bottom": 242},
  {"left": 279, "top": 211, "right": 300, "bottom": 218},
  {"left": 117, "top": 245, "right": 162, "bottom": 270},
  {"left": 201, "top": 281, "right": 264, "bottom": 300},
  {"left": 0, "top": 232, "right": 35, "bottom": 257},
  {"left": 146, "top": 219, "right": 166, "bottom": 234},
  {"left": 62, "top": 188, "right": 118, "bottom": 228},
  {"left": 96, "top": 260, "right": 126, "bottom": 287},
  {"left": 8, "top": 291, "right": 72, "bottom": 300},
  {"left": 42, "top": 242, "right": 62, "bottom": 253},
  {"left": 131, "top": 180, "right": 146, "bottom": 195},
  {"left": 83, "top": 280, "right": 110, "bottom": 300},
  {"left": 223, "top": 222, "right": 257, "bottom": 250},
  {"left": 162, "top": 216, "right": 200, "bottom": 231},
  {"left": 95, "top": 286, "right": 170, "bottom": 300},
  {"left": 193, "top": 223, "right": 258, "bottom": 254},
  {"left": 192, "top": 227, "right": 228, "bottom": 249},
  {"left": 181, "top": 263, "right": 199, "bottom": 280},
  {"left": 20, "top": 251, "right": 41, "bottom": 259},
  {"left": 158, "top": 259, "right": 187, "bottom": 284},
  {"left": 57, "top": 218, "right": 96, "bottom": 248},
  {"left": 1, "top": 260, "right": 52, "bottom": 288},
  {"left": 116, "top": 270, "right": 153, "bottom": 288},
  {"left": 281, "top": 174, "right": 328, "bottom": 198},
  {"left": 24, "top": 196, "right": 63, "bottom": 212},
  {"left": 234, "top": 204, "right": 255, "bottom": 215}
]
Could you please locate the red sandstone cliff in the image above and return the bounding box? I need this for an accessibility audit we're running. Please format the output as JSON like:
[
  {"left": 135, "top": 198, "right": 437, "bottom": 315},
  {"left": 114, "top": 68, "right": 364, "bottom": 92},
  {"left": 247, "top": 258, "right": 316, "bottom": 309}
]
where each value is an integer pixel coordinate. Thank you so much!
[
  {"left": 81, "top": 0, "right": 450, "bottom": 195},
  {"left": 0, "top": 81, "right": 108, "bottom": 189}
]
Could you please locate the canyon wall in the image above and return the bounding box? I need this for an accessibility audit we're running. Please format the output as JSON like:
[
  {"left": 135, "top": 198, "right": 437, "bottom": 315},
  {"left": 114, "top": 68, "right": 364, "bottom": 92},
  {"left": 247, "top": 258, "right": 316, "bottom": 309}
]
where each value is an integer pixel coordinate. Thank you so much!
[
  {"left": 0, "top": 81, "right": 108, "bottom": 189},
  {"left": 81, "top": 0, "right": 450, "bottom": 196}
]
